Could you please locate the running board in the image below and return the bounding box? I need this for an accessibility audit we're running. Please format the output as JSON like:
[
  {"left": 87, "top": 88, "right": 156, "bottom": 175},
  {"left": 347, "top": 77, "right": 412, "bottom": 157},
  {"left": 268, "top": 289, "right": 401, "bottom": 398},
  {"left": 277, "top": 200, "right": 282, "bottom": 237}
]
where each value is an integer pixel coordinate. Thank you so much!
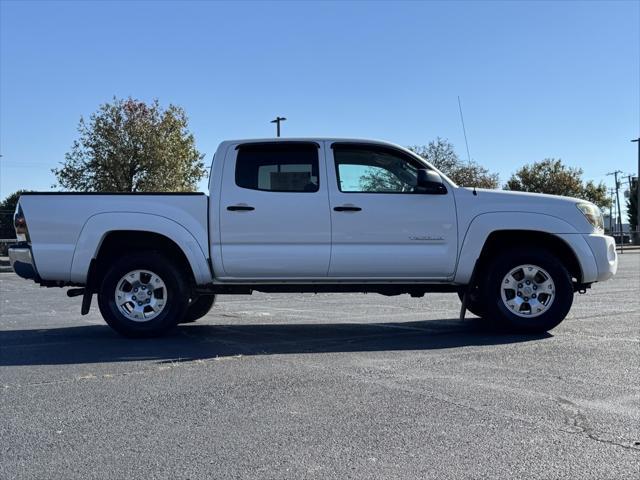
[{"left": 197, "top": 284, "right": 463, "bottom": 296}]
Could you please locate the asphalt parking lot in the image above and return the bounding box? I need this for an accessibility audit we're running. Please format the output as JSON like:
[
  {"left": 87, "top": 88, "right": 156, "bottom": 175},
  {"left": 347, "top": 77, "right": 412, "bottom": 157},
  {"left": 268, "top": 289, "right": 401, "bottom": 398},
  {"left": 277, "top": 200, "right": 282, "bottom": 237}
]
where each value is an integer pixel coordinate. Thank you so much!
[{"left": 1, "top": 254, "right": 638, "bottom": 479}]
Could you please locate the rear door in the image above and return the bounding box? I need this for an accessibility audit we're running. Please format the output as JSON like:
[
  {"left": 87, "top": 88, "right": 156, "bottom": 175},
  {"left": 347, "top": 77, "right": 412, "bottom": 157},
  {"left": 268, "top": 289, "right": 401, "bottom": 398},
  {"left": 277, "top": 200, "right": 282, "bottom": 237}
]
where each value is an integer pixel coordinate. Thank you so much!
[
  {"left": 218, "top": 141, "right": 331, "bottom": 279},
  {"left": 326, "top": 142, "right": 458, "bottom": 279}
]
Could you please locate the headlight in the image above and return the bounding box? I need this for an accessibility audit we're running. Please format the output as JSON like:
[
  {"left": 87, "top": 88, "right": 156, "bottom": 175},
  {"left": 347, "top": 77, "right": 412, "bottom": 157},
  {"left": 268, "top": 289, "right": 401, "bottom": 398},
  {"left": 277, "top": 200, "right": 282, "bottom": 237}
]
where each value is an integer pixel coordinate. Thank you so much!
[{"left": 576, "top": 202, "right": 604, "bottom": 232}]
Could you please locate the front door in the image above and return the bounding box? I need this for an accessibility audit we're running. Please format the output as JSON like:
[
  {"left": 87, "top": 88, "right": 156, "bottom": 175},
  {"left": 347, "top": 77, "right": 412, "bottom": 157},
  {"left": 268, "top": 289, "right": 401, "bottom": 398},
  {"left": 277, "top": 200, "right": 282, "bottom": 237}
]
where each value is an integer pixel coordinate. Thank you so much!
[
  {"left": 218, "top": 141, "right": 331, "bottom": 279},
  {"left": 326, "top": 142, "right": 458, "bottom": 279}
]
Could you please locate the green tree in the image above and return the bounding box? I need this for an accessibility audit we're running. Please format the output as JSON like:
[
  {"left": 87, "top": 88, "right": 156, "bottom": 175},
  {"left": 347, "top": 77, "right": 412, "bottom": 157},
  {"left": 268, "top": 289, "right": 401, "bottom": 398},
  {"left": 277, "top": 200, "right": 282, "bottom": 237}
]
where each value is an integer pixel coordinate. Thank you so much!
[
  {"left": 627, "top": 179, "right": 638, "bottom": 230},
  {"left": 408, "top": 138, "right": 499, "bottom": 188},
  {"left": 53, "top": 97, "right": 207, "bottom": 192},
  {"left": 359, "top": 167, "right": 407, "bottom": 192},
  {"left": 505, "top": 159, "right": 610, "bottom": 209},
  {"left": 0, "top": 190, "right": 31, "bottom": 238}
]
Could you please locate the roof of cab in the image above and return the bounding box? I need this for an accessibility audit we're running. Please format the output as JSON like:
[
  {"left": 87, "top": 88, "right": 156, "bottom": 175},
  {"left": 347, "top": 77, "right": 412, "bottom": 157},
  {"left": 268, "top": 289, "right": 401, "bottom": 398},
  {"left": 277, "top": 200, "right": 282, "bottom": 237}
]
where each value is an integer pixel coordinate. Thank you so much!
[{"left": 218, "top": 137, "right": 404, "bottom": 149}]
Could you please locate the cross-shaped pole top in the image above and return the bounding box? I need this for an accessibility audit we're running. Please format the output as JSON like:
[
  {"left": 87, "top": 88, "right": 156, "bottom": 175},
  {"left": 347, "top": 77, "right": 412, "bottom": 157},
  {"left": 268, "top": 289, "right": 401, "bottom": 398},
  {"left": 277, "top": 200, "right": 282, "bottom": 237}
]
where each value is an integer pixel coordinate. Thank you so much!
[{"left": 270, "top": 116, "right": 287, "bottom": 137}]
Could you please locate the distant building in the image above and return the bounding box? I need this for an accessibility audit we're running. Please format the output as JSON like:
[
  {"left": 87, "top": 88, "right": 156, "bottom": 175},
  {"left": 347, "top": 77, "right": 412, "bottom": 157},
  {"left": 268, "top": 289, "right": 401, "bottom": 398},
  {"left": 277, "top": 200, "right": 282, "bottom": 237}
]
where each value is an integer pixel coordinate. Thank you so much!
[{"left": 603, "top": 214, "right": 630, "bottom": 233}]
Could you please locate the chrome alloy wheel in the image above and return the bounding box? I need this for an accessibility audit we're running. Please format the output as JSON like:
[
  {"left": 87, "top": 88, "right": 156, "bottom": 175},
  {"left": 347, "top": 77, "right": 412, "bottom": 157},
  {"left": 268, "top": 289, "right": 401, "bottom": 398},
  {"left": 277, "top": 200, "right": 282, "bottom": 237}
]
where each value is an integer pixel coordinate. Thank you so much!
[
  {"left": 500, "top": 264, "right": 555, "bottom": 318},
  {"left": 114, "top": 270, "right": 168, "bottom": 322}
]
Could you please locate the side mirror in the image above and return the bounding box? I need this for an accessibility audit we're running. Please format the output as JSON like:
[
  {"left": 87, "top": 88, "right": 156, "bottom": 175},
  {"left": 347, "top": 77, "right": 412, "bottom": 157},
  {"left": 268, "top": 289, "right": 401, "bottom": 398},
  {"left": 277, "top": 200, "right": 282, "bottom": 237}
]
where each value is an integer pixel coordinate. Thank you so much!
[{"left": 416, "top": 169, "right": 448, "bottom": 194}]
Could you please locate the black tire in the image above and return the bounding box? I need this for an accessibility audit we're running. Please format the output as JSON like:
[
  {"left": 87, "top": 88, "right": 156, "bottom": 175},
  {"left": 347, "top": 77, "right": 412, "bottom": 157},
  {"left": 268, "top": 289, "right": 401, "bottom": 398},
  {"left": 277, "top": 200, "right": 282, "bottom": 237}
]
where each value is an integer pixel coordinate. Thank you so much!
[
  {"left": 180, "top": 295, "right": 216, "bottom": 323},
  {"left": 482, "top": 248, "right": 573, "bottom": 333},
  {"left": 457, "top": 289, "right": 486, "bottom": 318},
  {"left": 97, "top": 252, "right": 190, "bottom": 338}
]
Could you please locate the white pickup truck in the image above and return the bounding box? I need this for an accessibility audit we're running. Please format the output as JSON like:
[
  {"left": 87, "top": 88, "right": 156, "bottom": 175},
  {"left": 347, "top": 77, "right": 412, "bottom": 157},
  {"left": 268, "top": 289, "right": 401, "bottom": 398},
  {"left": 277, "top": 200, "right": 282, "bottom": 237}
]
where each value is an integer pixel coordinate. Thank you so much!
[{"left": 9, "top": 138, "right": 617, "bottom": 337}]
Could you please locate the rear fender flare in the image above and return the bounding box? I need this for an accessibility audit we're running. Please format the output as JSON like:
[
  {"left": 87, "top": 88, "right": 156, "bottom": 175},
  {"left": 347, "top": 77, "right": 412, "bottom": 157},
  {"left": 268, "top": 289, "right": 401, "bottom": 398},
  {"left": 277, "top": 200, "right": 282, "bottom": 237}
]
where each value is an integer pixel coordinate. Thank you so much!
[{"left": 70, "top": 212, "right": 212, "bottom": 285}]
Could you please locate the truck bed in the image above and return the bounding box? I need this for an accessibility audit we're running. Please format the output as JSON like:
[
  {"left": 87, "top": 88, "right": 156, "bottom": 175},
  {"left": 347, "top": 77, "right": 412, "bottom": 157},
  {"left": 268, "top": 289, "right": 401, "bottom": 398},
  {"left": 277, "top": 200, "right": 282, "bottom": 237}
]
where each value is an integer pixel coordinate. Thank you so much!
[{"left": 18, "top": 192, "right": 210, "bottom": 283}]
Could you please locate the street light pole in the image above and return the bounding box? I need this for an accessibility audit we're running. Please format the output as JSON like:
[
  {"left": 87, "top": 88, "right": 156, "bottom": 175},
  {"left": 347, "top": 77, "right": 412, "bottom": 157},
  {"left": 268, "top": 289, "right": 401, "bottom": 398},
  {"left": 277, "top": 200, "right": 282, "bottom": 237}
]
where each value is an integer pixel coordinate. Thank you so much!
[
  {"left": 270, "top": 116, "right": 287, "bottom": 137},
  {"left": 632, "top": 138, "right": 639, "bottom": 238}
]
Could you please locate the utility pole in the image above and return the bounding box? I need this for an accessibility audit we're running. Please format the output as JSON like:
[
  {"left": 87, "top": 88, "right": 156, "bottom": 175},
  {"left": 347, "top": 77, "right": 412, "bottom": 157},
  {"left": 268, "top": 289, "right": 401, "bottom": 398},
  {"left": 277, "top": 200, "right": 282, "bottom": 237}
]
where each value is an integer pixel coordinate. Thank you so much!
[
  {"left": 608, "top": 188, "right": 615, "bottom": 232},
  {"left": 632, "top": 138, "right": 639, "bottom": 241},
  {"left": 270, "top": 116, "right": 287, "bottom": 137},
  {"left": 607, "top": 170, "right": 624, "bottom": 252}
]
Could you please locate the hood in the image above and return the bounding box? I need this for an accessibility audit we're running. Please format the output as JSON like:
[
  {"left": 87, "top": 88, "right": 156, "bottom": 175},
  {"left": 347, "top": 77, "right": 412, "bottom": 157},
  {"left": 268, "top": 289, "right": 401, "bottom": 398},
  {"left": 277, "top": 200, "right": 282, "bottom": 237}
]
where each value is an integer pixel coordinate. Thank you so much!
[
  {"left": 454, "top": 187, "right": 598, "bottom": 234},
  {"left": 470, "top": 188, "right": 586, "bottom": 207}
]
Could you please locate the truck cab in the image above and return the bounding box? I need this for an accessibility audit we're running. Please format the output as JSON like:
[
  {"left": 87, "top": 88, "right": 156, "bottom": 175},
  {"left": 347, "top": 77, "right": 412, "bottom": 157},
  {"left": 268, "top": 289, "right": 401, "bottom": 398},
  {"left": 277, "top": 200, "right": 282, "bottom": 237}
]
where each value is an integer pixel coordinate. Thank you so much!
[{"left": 212, "top": 140, "right": 457, "bottom": 280}]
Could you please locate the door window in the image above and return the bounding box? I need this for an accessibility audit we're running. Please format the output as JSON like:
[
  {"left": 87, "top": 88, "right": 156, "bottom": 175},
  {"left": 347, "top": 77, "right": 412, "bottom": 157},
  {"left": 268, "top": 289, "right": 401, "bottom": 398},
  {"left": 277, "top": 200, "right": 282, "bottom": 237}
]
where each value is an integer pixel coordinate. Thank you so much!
[
  {"left": 236, "top": 143, "right": 319, "bottom": 192},
  {"left": 333, "top": 145, "right": 424, "bottom": 193}
]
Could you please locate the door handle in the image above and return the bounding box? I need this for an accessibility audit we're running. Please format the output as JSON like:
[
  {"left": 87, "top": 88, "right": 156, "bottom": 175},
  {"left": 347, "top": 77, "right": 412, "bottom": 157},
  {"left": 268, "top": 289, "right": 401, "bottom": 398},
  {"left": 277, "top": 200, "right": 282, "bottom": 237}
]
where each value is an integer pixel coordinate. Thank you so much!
[
  {"left": 333, "top": 206, "right": 362, "bottom": 212},
  {"left": 227, "top": 205, "right": 255, "bottom": 211}
]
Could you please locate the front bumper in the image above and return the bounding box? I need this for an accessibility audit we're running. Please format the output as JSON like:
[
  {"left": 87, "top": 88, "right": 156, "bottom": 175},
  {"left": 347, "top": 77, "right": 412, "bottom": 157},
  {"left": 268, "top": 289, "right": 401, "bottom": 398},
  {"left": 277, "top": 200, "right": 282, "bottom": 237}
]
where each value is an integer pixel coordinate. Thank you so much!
[
  {"left": 8, "top": 244, "right": 40, "bottom": 281},
  {"left": 583, "top": 234, "right": 618, "bottom": 282}
]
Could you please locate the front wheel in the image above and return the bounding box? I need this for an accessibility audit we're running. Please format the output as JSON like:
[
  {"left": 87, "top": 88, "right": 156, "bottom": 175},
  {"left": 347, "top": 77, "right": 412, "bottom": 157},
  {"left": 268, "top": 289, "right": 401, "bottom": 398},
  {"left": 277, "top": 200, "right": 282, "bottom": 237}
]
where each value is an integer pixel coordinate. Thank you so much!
[
  {"left": 97, "top": 252, "right": 190, "bottom": 338},
  {"left": 483, "top": 248, "right": 574, "bottom": 333}
]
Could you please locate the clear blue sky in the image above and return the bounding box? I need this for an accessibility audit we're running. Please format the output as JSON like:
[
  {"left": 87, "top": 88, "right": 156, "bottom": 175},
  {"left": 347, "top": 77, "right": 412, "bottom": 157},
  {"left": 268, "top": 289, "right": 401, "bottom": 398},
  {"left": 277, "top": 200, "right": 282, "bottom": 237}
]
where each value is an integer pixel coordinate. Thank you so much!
[{"left": 1, "top": 0, "right": 638, "bottom": 199}]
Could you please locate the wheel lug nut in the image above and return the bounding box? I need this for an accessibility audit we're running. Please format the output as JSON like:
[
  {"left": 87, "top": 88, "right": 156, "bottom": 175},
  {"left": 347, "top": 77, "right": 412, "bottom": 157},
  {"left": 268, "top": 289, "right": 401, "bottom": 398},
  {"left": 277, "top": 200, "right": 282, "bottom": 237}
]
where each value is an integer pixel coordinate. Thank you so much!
[
  {"left": 526, "top": 280, "right": 531, "bottom": 285},
  {"left": 533, "top": 285, "right": 537, "bottom": 290},
  {"left": 132, "top": 296, "right": 137, "bottom": 300},
  {"left": 138, "top": 302, "right": 142, "bottom": 306},
  {"left": 134, "top": 288, "right": 138, "bottom": 292},
  {"left": 524, "top": 297, "right": 529, "bottom": 301},
  {"left": 517, "top": 292, "right": 522, "bottom": 297},
  {"left": 532, "top": 294, "right": 537, "bottom": 298},
  {"left": 518, "top": 283, "right": 523, "bottom": 288}
]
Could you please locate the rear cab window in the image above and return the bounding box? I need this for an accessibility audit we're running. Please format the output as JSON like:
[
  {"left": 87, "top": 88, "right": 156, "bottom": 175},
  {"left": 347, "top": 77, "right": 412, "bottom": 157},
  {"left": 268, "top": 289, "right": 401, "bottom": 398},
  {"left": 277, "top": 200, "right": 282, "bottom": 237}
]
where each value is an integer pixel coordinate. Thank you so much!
[{"left": 235, "top": 143, "right": 320, "bottom": 192}]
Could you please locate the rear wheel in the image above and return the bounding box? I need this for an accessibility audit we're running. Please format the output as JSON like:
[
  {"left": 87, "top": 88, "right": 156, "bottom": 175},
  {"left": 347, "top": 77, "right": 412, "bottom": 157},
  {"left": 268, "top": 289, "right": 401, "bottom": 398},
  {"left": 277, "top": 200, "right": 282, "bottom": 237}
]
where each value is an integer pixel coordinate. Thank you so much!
[
  {"left": 180, "top": 295, "right": 216, "bottom": 323},
  {"left": 483, "top": 248, "right": 573, "bottom": 333},
  {"left": 97, "top": 252, "right": 189, "bottom": 338}
]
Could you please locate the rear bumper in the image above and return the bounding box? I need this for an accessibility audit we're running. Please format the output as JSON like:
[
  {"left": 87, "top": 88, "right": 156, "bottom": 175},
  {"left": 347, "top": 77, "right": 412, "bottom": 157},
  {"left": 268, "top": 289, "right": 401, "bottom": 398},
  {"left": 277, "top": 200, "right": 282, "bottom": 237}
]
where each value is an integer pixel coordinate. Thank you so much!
[
  {"left": 583, "top": 234, "right": 617, "bottom": 282},
  {"left": 8, "top": 244, "right": 40, "bottom": 281}
]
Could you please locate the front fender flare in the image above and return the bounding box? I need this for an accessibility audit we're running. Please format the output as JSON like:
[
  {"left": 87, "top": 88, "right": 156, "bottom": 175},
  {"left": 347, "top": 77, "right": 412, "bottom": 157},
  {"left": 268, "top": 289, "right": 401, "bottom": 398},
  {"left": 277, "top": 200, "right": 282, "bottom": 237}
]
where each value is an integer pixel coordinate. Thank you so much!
[{"left": 454, "top": 211, "right": 598, "bottom": 284}]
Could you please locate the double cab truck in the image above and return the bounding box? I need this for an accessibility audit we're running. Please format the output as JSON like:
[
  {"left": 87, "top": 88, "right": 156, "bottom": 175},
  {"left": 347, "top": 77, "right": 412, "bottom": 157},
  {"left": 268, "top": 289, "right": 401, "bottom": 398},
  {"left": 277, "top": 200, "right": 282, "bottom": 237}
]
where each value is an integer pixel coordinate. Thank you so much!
[{"left": 9, "top": 138, "right": 618, "bottom": 337}]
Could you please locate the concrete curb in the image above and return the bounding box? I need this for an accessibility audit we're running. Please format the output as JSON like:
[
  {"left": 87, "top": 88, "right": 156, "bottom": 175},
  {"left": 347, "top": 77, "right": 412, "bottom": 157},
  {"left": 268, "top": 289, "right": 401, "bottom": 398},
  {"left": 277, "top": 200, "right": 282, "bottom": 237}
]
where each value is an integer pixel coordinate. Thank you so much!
[
  {"left": 0, "top": 256, "right": 11, "bottom": 273},
  {"left": 0, "top": 256, "right": 13, "bottom": 273}
]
